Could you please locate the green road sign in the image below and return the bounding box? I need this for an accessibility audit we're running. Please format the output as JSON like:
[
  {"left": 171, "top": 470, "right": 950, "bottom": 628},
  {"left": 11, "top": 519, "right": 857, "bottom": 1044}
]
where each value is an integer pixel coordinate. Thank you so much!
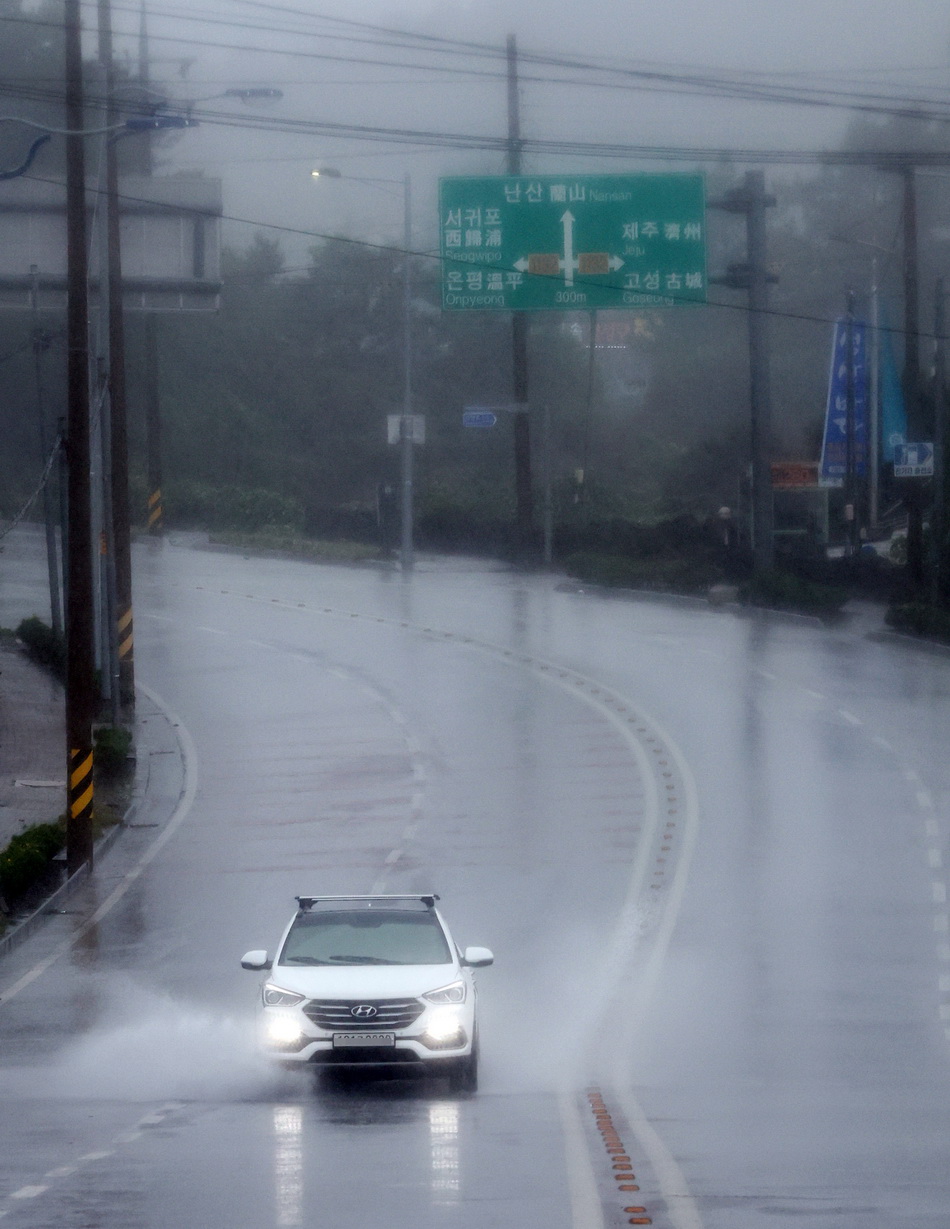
[{"left": 439, "top": 174, "right": 707, "bottom": 312}]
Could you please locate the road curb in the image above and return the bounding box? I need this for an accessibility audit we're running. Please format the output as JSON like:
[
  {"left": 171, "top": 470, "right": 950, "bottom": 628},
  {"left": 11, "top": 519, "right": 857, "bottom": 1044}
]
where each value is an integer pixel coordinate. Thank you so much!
[{"left": 0, "top": 691, "right": 167, "bottom": 962}]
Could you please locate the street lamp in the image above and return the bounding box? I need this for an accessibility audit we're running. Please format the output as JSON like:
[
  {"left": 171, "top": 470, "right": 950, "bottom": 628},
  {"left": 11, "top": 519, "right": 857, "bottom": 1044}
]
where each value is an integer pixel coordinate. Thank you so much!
[{"left": 312, "top": 167, "right": 415, "bottom": 571}]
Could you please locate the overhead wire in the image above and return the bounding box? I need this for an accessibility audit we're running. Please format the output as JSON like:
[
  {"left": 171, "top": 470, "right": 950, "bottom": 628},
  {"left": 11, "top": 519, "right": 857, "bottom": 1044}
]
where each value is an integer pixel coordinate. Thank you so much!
[{"left": 19, "top": 169, "right": 943, "bottom": 345}]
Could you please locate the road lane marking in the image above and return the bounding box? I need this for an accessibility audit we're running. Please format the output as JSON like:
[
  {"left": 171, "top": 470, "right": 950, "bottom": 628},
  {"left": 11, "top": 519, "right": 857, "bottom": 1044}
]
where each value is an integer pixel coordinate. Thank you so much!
[
  {"left": 929, "top": 849, "right": 944, "bottom": 869},
  {"left": 838, "top": 709, "right": 862, "bottom": 726},
  {"left": 10, "top": 1186, "right": 48, "bottom": 1200},
  {"left": 934, "top": 882, "right": 947, "bottom": 904},
  {"left": 558, "top": 1092, "right": 606, "bottom": 1229},
  {"left": 0, "top": 685, "right": 198, "bottom": 1006}
]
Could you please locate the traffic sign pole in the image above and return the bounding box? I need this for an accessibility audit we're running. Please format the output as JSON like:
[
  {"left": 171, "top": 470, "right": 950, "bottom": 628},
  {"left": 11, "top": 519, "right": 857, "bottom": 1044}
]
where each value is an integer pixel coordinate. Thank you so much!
[{"left": 507, "top": 35, "right": 533, "bottom": 543}]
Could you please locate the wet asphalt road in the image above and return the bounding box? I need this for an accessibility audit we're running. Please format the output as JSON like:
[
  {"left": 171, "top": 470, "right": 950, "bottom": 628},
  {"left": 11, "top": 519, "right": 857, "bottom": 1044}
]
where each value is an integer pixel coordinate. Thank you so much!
[{"left": 2, "top": 527, "right": 950, "bottom": 1229}]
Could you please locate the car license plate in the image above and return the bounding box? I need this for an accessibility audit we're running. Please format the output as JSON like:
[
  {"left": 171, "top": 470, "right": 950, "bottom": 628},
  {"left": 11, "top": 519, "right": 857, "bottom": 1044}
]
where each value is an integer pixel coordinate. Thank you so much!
[{"left": 332, "top": 1032, "right": 395, "bottom": 1048}]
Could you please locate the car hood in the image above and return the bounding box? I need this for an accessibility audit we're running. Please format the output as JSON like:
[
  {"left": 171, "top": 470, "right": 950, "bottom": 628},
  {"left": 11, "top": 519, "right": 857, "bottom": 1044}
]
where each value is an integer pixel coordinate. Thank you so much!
[{"left": 267, "top": 963, "right": 459, "bottom": 1000}]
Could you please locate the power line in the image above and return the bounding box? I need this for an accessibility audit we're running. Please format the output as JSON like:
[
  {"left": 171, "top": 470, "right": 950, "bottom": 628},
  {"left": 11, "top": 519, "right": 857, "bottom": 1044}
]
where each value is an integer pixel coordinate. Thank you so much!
[
  {"left": 21, "top": 171, "right": 944, "bottom": 344},
  {"left": 4, "top": 9, "right": 950, "bottom": 124}
]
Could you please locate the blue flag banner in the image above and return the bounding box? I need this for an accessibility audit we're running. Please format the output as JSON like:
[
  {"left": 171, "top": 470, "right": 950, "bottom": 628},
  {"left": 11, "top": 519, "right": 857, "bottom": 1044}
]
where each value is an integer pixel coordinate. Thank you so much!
[
  {"left": 879, "top": 310, "right": 907, "bottom": 463},
  {"left": 819, "top": 317, "right": 868, "bottom": 487}
]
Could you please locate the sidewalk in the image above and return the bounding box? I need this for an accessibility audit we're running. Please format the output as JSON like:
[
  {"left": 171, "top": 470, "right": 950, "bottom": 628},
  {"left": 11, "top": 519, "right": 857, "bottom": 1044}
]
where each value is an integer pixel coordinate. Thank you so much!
[{"left": 0, "top": 638, "right": 65, "bottom": 851}]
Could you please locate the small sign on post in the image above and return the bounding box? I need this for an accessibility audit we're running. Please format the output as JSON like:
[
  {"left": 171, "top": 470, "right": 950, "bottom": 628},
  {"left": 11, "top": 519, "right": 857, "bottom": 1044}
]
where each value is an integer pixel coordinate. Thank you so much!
[
  {"left": 893, "top": 442, "right": 934, "bottom": 477},
  {"left": 462, "top": 410, "right": 497, "bottom": 428},
  {"left": 386, "top": 415, "right": 425, "bottom": 446}
]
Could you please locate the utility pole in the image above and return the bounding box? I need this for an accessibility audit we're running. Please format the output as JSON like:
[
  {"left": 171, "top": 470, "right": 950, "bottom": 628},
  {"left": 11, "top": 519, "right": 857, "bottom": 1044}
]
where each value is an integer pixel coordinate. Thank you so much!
[
  {"left": 64, "top": 0, "right": 96, "bottom": 874},
  {"left": 99, "top": 0, "right": 135, "bottom": 712},
  {"left": 708, "top": 169, "right": 776, "bottom": 573},
  {"left": 900, "top": 163, "right": 925, "bottom": 591},
  {"left": 844, "top": 291, "right": 857, "bottom": 558},
  {"left": 139, "top": 3, "right": 163, "bottom": 538},
  {"left": 507, "top": 34, "right": 533, "bottom": 544}
]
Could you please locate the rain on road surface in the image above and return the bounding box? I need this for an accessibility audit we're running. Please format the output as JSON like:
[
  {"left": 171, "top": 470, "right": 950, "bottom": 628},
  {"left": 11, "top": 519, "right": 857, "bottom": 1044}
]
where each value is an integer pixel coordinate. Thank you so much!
[{"left": 2, "top": 527, "right": 950, "bottom": 1229}]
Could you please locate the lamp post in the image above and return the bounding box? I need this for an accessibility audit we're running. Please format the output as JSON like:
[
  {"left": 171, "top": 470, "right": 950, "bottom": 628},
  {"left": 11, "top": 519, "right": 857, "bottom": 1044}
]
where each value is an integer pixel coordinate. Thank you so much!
[{"left": 312, "top": 168, "right": 415, "bottom": 570}]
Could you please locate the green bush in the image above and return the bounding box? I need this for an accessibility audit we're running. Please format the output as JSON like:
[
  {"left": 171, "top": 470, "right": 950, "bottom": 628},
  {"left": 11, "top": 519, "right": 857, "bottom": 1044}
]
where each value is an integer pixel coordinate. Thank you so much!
[
  {"left": 0, "top": 821, "right": 65, "bottom": 902},
  {"left": 94, "top": 725, "right": 134, "bottom": 778},
  {"left": 166, "top": 482, "right": 305, "bottom": 535},
  {"left": 563, "top": 552, "right": 725, "bottom": 594},
  {"left": 16, "top": 616, "right": 65, "bottom": 680},
  {"left": 885, "top": 602, "right": 950, "bottom": 643},
  {"left": 738, "top": 571, "right": 849, "bottom": 615}
]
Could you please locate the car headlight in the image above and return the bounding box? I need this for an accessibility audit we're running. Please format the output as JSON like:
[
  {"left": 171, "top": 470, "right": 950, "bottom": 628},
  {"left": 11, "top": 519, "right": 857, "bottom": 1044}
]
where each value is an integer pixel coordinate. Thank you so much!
[
  {"left": 266, "top": 1013, "right": 305, "bottom": 1045},
  {"left": 422, "top": 979, "right": 466, "bottom": 1005},
  {"left": 423, "top": 1006, "right": 465, "bottom": 1046},
  {"left": 262, "top": 984, "right": 306, "bottom": 1008}
]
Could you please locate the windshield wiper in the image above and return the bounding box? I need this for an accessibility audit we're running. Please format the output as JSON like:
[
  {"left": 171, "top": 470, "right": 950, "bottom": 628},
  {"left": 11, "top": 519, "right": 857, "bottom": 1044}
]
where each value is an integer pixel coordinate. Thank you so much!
[
  {"left": 283, "top": 956, "right": 331, "bottom": 965},
  {"left": 327, "top": 954, "right": 399, "bottom": 965}
]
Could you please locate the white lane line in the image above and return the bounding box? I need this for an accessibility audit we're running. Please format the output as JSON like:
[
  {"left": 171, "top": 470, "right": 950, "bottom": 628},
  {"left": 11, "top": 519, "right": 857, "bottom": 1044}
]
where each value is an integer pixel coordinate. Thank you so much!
[
  {"left": 928, "top": 848, "right": 944, "bottom": 870},
  {"left": 940, "top": 1005, "right": 950, "bottom": 1021},
  {"left": 385, "top": 848, "right": 401, "bottom": 865},
  {"left": 77, "top": 1150, "right": 114, "bottom": 1162},
  {"left": 918, "top": 789, "right": 935, "bottom": 810},
  {"left": 757, "top": 669, "right": 778, "bottom": 681},
  {"left": 934, "top": 914, "right": 949, "bottom": 933},
  {"left": 939, "top": 974, "right": 950, "bottom": 993},
  {"left": 137, "top": 1115, "right": 167, "bottom": 1127},
  {"left": 938, "top": 943, "right": 950, "bottom": 962},
  {"left": 44, "top": 1166, "right": 77, "bottom": 1179},
  {"left": 934, "top": 882, "right": 948, "bottom": 905},
  {"left": 838, "top": 709, "right": 862, "bottom": 726},
  {"left": 557, "top": 1092, "right": 605, "bottom": 1229},
  {"left": 926, "top": 819, "right": 940, "bottom": 838},
  {"left": 401, "top": 822, "right": 419, "bottom": 841},
  {"left": 803, "top": 688, "right": 826, "bottom": 701},
  {"left": 10, "top": 1186, "right": 48, "bottom": 1200},
  {"left": 113, "top": 1131, "right": 142, "bottom": 1145},
  {"left": 196, "top": 626, "right": 226, "bottom": 635},
  {"left": 0, "top": 685, "right": 199, "bottom": 1006},
  {"left": 872, "top": 735, "right": 893, "bottom": 751}
]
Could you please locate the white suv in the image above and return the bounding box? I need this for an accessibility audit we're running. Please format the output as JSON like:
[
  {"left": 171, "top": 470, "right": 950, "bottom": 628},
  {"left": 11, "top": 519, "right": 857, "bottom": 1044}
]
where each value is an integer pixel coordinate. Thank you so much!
[{"left": 241, "top": 895, "right": 493, "bottom": 1092}]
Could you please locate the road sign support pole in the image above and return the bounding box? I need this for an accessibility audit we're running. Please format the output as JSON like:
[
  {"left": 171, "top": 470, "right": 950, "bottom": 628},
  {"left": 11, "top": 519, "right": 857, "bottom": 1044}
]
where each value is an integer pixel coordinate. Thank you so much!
[
  {"left": 400, "top": 171, "right": 414, "bottom": 572},
  {"left": 507, "top": 34, "right": 533, "bottom": 545},
  {"left": 933, "top": 278, "right": 947, "bottom": 606},
  {"left": 746, "top": 170, "right": 775, "bottom": 575}
]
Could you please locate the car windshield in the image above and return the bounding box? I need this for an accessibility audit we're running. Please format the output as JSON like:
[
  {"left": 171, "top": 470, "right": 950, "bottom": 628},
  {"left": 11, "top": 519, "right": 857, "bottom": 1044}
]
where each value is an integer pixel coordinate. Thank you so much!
[{"left": 278, "top": 910, "right": 452, "bottom": 967}]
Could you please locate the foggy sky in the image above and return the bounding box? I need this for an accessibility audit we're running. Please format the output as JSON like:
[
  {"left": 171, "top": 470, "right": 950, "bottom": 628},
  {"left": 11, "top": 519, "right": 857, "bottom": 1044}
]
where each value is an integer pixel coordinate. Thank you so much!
[{"left": 103, "top": 0, "right": 950, "bottom": 265}]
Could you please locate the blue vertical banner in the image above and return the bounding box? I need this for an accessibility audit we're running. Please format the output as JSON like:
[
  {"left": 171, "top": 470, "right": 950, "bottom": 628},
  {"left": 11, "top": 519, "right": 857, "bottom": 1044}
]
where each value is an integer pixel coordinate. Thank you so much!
[
  {"left": 879, "top": 311, "right": 907, "bottom": 463},
  {"left": 819, "top": 317, "right": 869, "bottom": 487}
]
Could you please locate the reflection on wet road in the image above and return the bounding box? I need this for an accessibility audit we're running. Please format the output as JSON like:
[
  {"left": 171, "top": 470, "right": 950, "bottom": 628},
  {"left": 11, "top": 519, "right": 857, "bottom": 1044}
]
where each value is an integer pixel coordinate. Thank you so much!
[{"left": 1, "top": 530, "right": 950, "bottom": 1228}]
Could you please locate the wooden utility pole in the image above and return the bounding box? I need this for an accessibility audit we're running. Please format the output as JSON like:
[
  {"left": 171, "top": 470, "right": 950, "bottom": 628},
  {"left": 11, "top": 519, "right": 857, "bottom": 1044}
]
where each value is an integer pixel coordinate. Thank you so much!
[
  {"left": 64, "top": 0, "right": 96, "bottom": 873},
  {"left": 507, "top": 34, "right": 533, "bottom": 542},
  {"left": 708, "top": 170, "right": 776, "bottom": 573},
  {"left": 99, "top": 0, "right": 135, "bottom": 712}
]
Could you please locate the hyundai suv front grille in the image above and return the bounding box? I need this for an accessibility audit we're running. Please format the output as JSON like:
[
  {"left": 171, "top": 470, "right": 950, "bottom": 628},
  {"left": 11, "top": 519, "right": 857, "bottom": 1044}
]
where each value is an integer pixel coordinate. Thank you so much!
[{"left": 303, "top": 998, "right": 424, "bottom": 1031}]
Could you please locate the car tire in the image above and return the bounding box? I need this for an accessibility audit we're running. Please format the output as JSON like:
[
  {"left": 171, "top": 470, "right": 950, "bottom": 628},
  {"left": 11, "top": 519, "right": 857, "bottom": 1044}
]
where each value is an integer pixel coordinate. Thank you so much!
[{"left": 447, "top": 1041, "right": 478, "bottom": 1094}]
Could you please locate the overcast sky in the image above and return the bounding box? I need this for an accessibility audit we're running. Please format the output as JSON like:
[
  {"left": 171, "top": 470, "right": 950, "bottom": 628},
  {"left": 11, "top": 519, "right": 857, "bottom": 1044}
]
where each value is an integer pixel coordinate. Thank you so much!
[{"left": 106, "top": 0, "right": 950, "bottom": 265}]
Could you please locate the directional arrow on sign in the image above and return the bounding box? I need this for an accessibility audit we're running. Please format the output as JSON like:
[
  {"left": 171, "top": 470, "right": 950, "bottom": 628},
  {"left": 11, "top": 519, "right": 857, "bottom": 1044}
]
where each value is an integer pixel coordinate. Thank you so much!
[{"left": 562, "top": 210, "right": 576, "bottom": 286}]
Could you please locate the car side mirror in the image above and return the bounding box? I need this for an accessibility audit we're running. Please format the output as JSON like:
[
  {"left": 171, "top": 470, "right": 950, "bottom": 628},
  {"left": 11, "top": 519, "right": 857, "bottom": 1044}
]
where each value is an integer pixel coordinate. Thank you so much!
[
  {"left": 461, "top": 945, "right": 494, "bottom": 968},
  {"left": 241, "top": 950, "right": 272, "bottom": 971}
]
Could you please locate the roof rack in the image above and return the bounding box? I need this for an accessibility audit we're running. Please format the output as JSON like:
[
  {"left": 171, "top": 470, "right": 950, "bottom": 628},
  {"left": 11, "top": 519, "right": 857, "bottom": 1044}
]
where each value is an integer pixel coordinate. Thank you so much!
[{"left": 295, "top": 894, "right": 440, "bottom": 911}]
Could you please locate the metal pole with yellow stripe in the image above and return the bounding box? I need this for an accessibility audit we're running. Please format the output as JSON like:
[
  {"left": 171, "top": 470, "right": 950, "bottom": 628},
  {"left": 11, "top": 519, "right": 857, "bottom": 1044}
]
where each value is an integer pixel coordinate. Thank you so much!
[{"left": 68, "top": 746, "right": 95, "bottom": 870}]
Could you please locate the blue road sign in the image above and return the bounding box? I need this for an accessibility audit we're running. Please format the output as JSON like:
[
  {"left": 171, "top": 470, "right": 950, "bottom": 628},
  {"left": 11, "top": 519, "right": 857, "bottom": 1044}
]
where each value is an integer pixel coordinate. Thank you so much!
[
  {"left": 894, "top": 442, "right": 934, "bottom": 477},
  {"left": 462, "top": 410, "right": 498, "bottom": 428}
]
